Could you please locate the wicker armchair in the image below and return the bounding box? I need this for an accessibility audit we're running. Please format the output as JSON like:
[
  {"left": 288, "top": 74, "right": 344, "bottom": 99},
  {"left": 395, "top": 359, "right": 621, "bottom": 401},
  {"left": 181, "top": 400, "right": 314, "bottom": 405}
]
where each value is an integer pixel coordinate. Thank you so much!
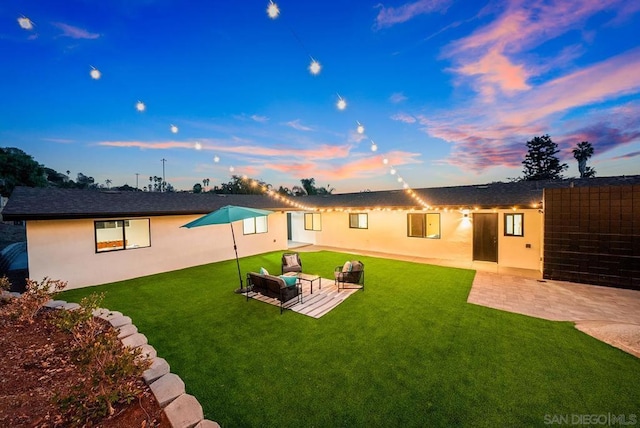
[
  {"left": 281, "top": 252, "right": 302, "bottom": 274},
  {"left": 334, "top": 260, "right": 365, "bottom": 291}
]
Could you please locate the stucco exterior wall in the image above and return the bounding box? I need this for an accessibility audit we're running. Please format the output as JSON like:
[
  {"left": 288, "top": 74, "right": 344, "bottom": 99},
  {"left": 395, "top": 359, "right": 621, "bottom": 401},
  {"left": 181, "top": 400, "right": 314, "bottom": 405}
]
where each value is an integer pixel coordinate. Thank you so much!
[
  {"left": 26, "top": 213, "right": 288, "bottom": 289},
  {"left": 305, "top": 209, "right": 542, "bottom": 270}
]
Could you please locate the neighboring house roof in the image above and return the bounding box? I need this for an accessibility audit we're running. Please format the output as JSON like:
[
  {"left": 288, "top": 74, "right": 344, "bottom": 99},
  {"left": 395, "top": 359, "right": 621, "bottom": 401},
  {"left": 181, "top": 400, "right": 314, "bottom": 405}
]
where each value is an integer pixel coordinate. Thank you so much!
[{"left": 4, "top": 175, "right": 640, "bottom": 220}]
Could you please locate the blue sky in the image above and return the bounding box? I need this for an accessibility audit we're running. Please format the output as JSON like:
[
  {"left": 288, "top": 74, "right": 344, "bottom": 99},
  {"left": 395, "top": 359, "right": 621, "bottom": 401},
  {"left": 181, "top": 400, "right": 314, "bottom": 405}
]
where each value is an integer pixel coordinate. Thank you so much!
[{"left": 1, "top": 0, "right": 639, "bottom": 193}]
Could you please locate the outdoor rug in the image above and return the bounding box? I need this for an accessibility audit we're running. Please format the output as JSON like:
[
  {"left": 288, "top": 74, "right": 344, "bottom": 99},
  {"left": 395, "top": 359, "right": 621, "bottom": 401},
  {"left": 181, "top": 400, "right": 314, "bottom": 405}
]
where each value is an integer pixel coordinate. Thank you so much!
[{"left": 243, "top": 277, "right": 362, "bottom": 318}]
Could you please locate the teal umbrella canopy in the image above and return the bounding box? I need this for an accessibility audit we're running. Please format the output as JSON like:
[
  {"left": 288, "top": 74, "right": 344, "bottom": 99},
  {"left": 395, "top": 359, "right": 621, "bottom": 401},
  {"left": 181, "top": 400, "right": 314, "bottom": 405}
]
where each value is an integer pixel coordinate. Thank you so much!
[
  {"left": 181, "top": 205, "right": 274, "bottom": 292},
  {"left": 181, "top": 205, "right": 273, "bottom": 229}
]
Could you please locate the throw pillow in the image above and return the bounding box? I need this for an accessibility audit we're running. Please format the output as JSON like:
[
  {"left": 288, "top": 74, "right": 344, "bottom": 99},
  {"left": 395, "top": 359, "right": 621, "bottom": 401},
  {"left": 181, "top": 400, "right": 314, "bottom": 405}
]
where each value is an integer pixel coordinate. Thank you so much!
[
  {"left": 279, "top": 275, "right": 298, "bottom": 287},
  {"left": 260, "top": 267, "right": 269, "bottom": 275},
  {"left": 284, "top": 254, "right": 300, "bottom": 267},
  {"left": 342, "top": 261, "right": 352, "bottom": 272}
]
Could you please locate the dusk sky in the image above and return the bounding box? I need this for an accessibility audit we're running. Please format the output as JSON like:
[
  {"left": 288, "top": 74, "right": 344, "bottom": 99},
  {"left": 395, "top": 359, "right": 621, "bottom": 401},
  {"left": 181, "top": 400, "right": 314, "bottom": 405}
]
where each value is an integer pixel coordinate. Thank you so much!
[{"left": 2, "top": 0, "right": 639, "bottom": 193}]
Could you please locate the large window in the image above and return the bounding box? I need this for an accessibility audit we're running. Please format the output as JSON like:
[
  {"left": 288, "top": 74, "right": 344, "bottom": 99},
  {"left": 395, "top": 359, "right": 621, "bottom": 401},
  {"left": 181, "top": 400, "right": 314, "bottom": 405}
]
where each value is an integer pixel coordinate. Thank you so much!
[
  {"left": 243, "top": 216, "right": 268, "bottom": 235},
  {"left": 304, "top": 213, "right": 322, "bottom": 231},
  {"left": 504, "top": 213, "right": 524, "bottom": 236},
  {"left": 407, "top": 213, "right": 440, "bottom": 238},
  {"left": 349, "top": 213, "right": 368, "bottom": 229},
  {"left": 95, "top": 219, "right": 150, "bottom": 252}
]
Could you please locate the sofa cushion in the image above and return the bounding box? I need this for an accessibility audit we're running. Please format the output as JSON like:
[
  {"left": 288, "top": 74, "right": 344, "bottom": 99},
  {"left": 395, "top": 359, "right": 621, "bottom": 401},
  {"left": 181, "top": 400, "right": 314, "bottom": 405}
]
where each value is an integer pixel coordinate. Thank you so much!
[
  {"left": 342, "top": 261, "right": 352, "bottom": 272},
  {"left": 279, "top": 275, "right": 298, "bottom": 287},
  {"left": 284, "top": 254, "right": 300, "bottom": 267},
  {"left": 260, "top": 267, "right": 269, "bottom": 275}
]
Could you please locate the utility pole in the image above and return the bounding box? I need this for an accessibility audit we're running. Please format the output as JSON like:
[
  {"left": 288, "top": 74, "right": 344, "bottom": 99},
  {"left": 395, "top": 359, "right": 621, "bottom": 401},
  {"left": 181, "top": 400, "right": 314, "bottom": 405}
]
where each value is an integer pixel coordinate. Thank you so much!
[
  {"left": 135, "top": 173, "right": 139, "bottom": 190},
  {"left": 161, "top": 158, "right": 167, "bottom": 192}
]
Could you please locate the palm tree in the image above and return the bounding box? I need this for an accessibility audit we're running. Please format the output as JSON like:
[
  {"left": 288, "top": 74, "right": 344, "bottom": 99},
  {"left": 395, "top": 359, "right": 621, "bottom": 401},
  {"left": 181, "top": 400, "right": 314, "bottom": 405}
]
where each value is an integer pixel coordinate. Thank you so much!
[
  {"left": 105, "top": 179, "right": 112, "bottom": 189},
  {"left": 572, "top": 141, "right": 596, "bottom": 178}
]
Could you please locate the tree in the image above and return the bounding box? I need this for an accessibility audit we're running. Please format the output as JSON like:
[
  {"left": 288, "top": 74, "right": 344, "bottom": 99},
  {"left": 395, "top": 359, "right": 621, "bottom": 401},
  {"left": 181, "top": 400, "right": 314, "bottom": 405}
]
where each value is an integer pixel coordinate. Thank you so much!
[
  {"left": 212, "top": 175, "right": 269, "bottom": 195},
  {"left": 572, "top": 141, "right": 596, "bottom": 178},
  {"left": 105, "top": 179, "right": 112, "bottom": 189},
  {"left": 0, "top": 147, "right": 48, "bottom": 196},
  {"left": 521, "top": 135, "right": 567, "bottom": 180},
  {"left": 193, "top": 183, "right": 203, "bottom": 193},
  {"left": 76, "top": 173, "right": 96, "bottom": 190}
]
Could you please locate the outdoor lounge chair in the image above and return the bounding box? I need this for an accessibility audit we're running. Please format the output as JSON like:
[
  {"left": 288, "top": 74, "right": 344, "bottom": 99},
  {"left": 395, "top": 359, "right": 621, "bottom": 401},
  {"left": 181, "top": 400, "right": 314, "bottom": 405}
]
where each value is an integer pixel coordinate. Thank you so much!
[
  {"left": 246, "top": 271, "right": 301, "bottom": 314},
  {"left": 334, "top": 260, "right": 364, "bottom": 291},
  {"left": 281, "top": 252, "right": 303, "bottom": 274}
]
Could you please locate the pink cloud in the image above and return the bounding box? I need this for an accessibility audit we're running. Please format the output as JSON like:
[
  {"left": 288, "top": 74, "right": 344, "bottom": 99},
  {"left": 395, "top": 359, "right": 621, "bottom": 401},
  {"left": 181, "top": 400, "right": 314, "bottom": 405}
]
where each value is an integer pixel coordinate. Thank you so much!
[
  {"left": 52, "top": 22, "right": 100, "bottom": 39},
  {"left": 285, "top": 119, "right": 314, "bottom": 131},
  {"left": 374, "top": 0, "right": 452, "bottom": 29},
  {"left": 444, "top": 0, "right": 628, "bottom": 99},
  {"left": 391, "top": 112, "right": 417, "bottom": 124}
]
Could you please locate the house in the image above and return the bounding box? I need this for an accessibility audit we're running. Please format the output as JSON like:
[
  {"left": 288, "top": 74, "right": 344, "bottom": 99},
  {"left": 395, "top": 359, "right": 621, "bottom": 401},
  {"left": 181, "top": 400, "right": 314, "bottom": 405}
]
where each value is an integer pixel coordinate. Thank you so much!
[{"left": 3, "top": 175, "right": 639, "bottom": 291}]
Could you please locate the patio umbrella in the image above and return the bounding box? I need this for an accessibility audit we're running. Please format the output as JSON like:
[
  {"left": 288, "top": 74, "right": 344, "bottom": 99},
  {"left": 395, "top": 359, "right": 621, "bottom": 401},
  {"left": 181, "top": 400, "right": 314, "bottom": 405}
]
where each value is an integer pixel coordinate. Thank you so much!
[{"left": 181, "top": 205, "right": 274, "bottom": 292}]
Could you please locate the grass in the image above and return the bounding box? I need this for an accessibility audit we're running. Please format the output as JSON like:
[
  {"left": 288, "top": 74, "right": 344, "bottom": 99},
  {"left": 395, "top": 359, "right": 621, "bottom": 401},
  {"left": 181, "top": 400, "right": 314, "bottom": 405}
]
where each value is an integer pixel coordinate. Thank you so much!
[{"left": 60, "top": 250, "right": 640, "bottom": 427}]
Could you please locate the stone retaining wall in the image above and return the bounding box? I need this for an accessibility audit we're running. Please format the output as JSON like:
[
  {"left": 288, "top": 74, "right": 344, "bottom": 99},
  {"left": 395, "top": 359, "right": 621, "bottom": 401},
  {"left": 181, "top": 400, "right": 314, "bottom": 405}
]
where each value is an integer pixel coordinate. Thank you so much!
[{"left": 39, "top": 297, "right": 221, "bottom": 428}]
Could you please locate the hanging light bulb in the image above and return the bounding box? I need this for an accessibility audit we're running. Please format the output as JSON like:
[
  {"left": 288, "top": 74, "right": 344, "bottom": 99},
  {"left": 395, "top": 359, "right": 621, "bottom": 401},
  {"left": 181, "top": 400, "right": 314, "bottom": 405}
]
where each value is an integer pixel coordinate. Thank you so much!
[
  {"left": 213, "top": 156, "right": 220, "bottom": 163},
  {"left": 267, "top": 1, "right": 280, "bottom": 19},
  {"left": 370, "top": 140, "right": 378, "bottom": 152},
  {"left": 390, "top": 168, "right": 396, "bottom": 175},
  {"left": 356, "top": 121, "right": 365, "bottom": 134},
  {"left": 229, "top": 166, "right": 235, "bottom": 172},
  {"left": 170, "top": 124, "right": 179, "bottom": 134},
  {"left": 309, "top": 57, "right": 321, "bottom": 75},
  {"left": 135, "top": 101, "right": 146, "bottom": 112},
  {"left": 194, "top": 142, "right": 202, "bottom": 150},
  {"left": 383, "top": 158, "right": 389, "bottom": 165},
  {"left": 17, "top": 16, "right": 34, "bottom": 30},
  {"left": 336, "top": 95, "right": 347, "bottom": 110},
  {"left": 89, "top": 66, "right": 101, "bottom": 80}
]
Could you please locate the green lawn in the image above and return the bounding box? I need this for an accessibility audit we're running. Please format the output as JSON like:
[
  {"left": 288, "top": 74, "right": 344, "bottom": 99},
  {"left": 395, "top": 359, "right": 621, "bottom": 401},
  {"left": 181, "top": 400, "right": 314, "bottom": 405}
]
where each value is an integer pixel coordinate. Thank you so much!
[{"left": 60, "top": 251, "right": 640, "bottom": 427}]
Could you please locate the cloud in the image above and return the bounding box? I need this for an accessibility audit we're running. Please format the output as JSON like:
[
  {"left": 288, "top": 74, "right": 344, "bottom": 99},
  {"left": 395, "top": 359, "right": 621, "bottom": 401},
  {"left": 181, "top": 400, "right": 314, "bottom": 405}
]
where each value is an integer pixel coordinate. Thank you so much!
[
  {"left": 389, "top": 92, "right": 408, "bottom": 103},
  {"left": 52, "top": 22, "right": 100, "bottom": 39},
  {"left": 285, "top": 119, "right": 314, "bottom": 131},
  {"left": 610, "top": 151, "right": 640, "bottom": 160},
  {"left": 250, "top": 114, "right": 269, "bottom": 123},
  {"left": 443, "top": 0, "right": 631, "bottom": 100},
  {"left": 374, "top": 0, "right": 452, "bottom": 29},
  {"left": 391, "top": 112, "right": 417, "bottom": 124}
]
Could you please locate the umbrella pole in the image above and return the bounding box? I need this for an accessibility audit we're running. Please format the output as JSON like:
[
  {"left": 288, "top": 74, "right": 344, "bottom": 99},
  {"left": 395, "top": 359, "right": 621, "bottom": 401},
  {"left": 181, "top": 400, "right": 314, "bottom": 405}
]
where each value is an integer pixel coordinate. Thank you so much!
[{"left": 230, "top": 223, "right": 246, "bottom": 293}]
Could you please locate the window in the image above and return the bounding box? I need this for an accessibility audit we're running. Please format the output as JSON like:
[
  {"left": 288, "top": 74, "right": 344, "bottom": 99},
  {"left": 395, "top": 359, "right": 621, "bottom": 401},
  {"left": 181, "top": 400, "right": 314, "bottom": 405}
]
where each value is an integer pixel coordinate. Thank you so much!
[
  {"left": 95, "top": 218, "right": 150, "bottom": 252},
  {"left": 304, "top": 213, "right": 322, "bottom": 231},
  {"left": 243, "top": 216, "right": 268, "bottom": 235},
  {"left": 407, "top": 213, "right": 440, "bottom": 238},
  {"left": 349, "top": 213, "right": 368, "bottom": 229},
  {"left": 505, "top": 213, "right": 524, "bottom": 236}
]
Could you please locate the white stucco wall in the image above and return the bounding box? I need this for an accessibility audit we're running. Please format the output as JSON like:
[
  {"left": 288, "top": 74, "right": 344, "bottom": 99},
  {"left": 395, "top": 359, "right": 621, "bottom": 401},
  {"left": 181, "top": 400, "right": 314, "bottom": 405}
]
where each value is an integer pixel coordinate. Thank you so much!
[
  {"left": 26, "top": 213, "right": 288, "bottom": 289},
  {"left": 305, "top": 209, "right": 542, "bottom": 271}
]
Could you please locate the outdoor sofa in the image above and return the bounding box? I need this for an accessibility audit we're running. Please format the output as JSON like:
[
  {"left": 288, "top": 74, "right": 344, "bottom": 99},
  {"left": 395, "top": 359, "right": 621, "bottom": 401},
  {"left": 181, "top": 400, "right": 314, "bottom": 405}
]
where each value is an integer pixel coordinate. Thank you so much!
[{"left": 246, "top": 271, "right": 301, "bottom": 314}]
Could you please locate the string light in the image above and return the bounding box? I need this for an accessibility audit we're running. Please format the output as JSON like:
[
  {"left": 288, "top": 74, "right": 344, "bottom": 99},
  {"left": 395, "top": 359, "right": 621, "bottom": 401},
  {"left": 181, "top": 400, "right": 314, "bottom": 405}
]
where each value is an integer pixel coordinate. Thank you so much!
[
  {"left": 309, "top": 57, "right": 321, "bottom": 75},
  {"left": 135, "top": 101, "right": 146, "bottom": 112},
  {"left": 336, "top": 94, "right": 347, "bottom": 110},
  {"left": 356, "top": 121, "right": 365, "bottom": 134},
  {"left": 267, "top": 1, "right": 280, "bottom": 19},
  {"left": 89, "top": 66, "right": 101, "bottom": 80},
  {"left": 194, "top": 142, "right": 202, "bottom": 150},
  {"left": 170, "top": 124, "right": 179, "bottom": 134},
  {"left": 213, "top": 156, "right": 220, "bottom": 163},
  {"left": 370, "top": 140, "right": 378, "bottom": 152},
  {"left": 17, "top": 16, "right": 34, "bottom": 30}
]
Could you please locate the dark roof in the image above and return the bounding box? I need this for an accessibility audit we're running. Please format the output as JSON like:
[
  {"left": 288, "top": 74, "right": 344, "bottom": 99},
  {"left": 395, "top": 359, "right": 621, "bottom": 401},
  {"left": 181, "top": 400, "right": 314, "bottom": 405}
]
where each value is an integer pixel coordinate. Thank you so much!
[
  {"left": 305, "top": 175, "right": 640, "bottom": 209},
  {"left": 3, "top": 175, "right": 640, "bottom": 220},
  {"left": 2, "top": 187, "right": 284, "bottom": 221}
]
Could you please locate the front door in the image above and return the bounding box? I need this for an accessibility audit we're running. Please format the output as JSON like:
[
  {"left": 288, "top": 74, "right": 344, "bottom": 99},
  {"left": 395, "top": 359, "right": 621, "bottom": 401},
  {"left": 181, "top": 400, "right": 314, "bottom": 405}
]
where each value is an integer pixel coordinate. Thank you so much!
[{"left": 473, "top": 213, "right": 498, "bottom": 262}]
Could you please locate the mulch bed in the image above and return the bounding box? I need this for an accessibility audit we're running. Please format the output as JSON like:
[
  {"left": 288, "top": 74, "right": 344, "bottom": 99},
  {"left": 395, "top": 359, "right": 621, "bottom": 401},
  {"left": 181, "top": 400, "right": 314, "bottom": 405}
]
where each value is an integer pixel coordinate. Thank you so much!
[{"left": 0, "top": 308, "right": 171, "bottom": 427}]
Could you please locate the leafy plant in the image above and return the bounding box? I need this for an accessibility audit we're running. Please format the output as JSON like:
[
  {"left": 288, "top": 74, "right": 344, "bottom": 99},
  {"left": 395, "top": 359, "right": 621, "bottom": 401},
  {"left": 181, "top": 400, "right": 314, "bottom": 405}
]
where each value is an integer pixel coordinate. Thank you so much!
[
  {"left": 0, "top": 277, "right": 66, "bottom": 323},
  {"left": 52, "top": 293, "right": 151, "bottom": 426}
]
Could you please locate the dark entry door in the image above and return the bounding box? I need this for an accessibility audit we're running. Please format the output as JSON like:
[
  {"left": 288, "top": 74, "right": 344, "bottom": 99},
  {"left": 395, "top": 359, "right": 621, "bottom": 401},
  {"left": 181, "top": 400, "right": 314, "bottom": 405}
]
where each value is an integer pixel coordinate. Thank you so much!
[
  {"left": 473, "top": 213, "right": 498, "bottom": 262},
  {"left": 287, "top": 213, "right": 292, "bottom": 240}
]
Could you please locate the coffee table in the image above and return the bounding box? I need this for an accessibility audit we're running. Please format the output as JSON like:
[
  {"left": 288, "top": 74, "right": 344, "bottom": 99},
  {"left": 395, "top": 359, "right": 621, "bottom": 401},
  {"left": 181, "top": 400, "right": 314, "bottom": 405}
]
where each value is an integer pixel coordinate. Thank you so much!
[{"left": 297, "top": 273, "right": 321, "bottom": 294}]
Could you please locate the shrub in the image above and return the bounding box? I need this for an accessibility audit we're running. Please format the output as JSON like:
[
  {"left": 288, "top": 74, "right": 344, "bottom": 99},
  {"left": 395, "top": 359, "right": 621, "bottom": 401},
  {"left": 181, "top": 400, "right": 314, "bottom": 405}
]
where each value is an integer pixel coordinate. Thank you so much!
[
  {"left": 52, "top": 293, "right": 152, "bottom": 426},
  {"left": 0, "top": 277, "right": 67, "bottom": 323}
]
